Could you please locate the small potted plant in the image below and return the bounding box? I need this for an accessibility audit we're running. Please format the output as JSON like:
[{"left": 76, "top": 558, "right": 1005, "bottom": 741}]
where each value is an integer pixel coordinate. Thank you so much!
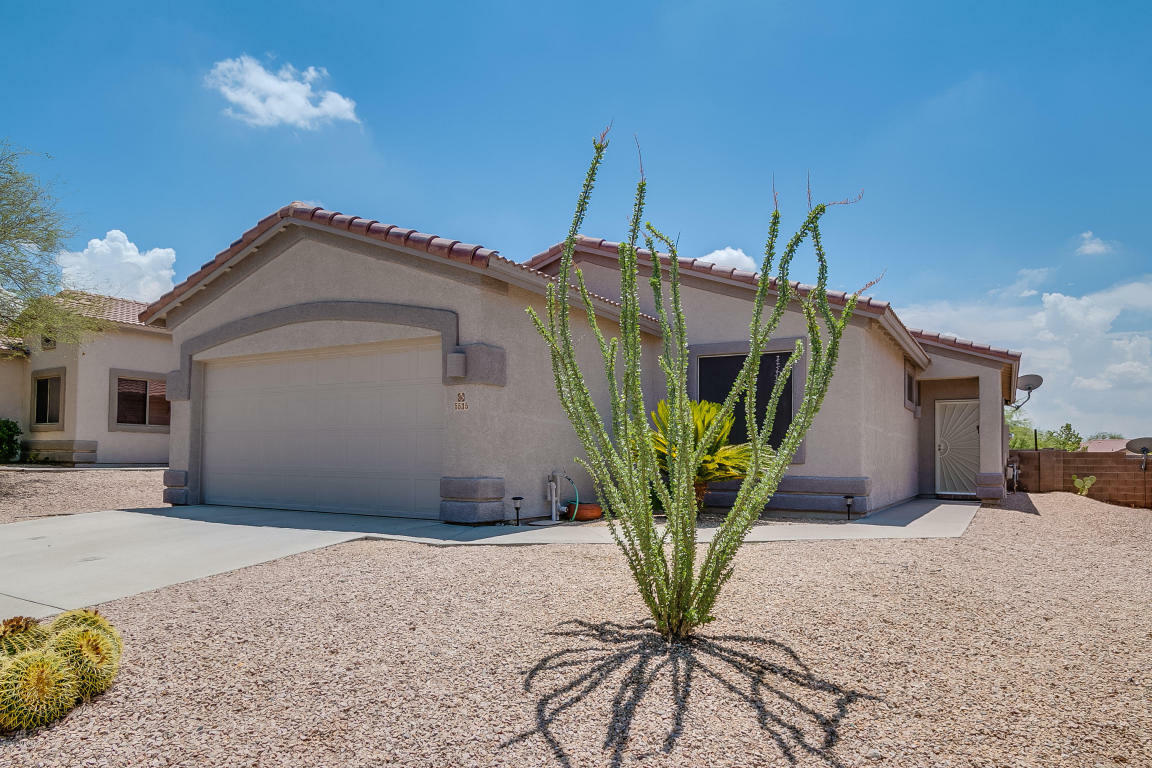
[{"left": 565, "top": 501, "right": 603, "bottom": 521}]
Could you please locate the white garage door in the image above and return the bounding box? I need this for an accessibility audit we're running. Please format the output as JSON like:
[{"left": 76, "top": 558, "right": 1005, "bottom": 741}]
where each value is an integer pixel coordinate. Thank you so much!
[{"left": 202, "top": 338, "right": 444, "bottom": 517}]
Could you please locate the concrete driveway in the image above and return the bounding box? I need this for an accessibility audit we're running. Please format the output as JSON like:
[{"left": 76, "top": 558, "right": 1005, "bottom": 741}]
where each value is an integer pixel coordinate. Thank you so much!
[{"left": 0, "top": 499, "right": 977, "bottom": 618}]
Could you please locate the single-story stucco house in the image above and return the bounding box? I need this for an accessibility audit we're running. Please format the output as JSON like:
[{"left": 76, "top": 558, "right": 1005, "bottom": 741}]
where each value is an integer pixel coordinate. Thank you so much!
[
  {"left": 139, "top": 202, "right": 1022, "bottom": 522},
  {"left": 0, "top": 294, "right": 175, "bottom": 464}
]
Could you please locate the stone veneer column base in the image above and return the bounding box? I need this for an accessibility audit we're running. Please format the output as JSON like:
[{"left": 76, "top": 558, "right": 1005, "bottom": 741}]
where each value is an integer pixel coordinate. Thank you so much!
[
  {"left": 440, "top": 476, "right": 506, "bottom": 524},
  {"left": 21, "top": 440, "right": 97, "bottom": 466},
  {"left": 975, "top": 472, "right": 1006, "bottom": 504}
]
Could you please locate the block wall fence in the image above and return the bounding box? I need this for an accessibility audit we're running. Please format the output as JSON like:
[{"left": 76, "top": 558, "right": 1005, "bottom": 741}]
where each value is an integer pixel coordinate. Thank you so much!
[{"left": 1009, "top": 450, "right": 1151, "bottom": 508}]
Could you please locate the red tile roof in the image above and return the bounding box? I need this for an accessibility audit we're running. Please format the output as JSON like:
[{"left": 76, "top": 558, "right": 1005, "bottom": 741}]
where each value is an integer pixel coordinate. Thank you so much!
[
  {"left": 140, "top": 203, "right": 657, "bottom": 326},
  {"left": 527, "top": 236, "right": 895, "bottom": 314},
  {"left": 906, "top": 328, "right": 1021, "bottom": 362},
  {"left": 140, "top": 202, "right": 501, "bottom": 324},
  {"left": 66, "top": 292, "right": 152, "bottom": 327}
]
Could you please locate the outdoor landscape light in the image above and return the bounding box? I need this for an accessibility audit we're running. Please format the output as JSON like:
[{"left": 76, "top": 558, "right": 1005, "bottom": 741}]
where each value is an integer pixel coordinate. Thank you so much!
[
  {"left": 511, "top": 496, "right": 524, "bottom": 527},
  {"left": 844, "top": 495, "right": 854, "bottom": 519}
]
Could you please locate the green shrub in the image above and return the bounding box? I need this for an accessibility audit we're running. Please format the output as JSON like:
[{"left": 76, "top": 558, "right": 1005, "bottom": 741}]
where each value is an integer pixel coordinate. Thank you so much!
[{"left": 0, "top": 418, "right": 20, "bottom": 462}]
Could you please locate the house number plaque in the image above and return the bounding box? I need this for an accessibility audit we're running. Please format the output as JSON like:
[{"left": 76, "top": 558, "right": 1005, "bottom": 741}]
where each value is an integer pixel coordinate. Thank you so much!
[{"left": 454, "top": 392, "right": 469, "bottom": 411}]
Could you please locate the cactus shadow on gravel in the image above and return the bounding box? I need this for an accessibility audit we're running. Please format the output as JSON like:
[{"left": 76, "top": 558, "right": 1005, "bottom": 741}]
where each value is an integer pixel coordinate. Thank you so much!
[{"left": 504, "top": 619, "right": 879, "bottom": 768}]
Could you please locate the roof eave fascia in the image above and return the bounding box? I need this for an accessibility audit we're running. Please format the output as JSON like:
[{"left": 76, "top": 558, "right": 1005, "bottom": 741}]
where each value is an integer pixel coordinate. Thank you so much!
[{"left": 877, "top": 309, "right": 931, "bottom": 368}]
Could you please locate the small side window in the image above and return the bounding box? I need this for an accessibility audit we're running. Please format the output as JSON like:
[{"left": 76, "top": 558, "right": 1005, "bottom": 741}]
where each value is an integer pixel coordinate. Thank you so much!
[
  {"left": 34, "top": 376, "right": 62, "bottom": 424},
  {"left": 903, "top": 360, "right": 919, "bottom": 410}
]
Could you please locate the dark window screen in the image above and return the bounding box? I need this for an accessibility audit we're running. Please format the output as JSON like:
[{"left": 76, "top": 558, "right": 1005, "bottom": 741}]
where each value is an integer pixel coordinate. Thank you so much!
[
  {"left": 117, "top": 378, "right": 148, "bottom": 424},
  {"left": 148, "top": 380, "right": 170, "bottom": 426},
  {"left": 34, "top": 376, "right": 61, "bottom": 424},
  {"left": 698, "top": 353, "right": 793, "bottom": 446}
]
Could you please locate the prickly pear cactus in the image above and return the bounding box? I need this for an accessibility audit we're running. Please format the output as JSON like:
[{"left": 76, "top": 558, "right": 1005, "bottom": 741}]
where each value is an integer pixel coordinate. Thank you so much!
[
  {"left": 48, "top": 609, "right": 122, "bottom": 655},
  {"left": 1072, "top": 474, "right": 1097, "bottom": 496},
  {"left": 0, "top": 649, "right": 78, "bottom": 732},
  {"left": 46, "top": 627, "right": 119, "bottom": 699},
  {"left": 0, "top": 616, "right": 50, "bottom": 657}
]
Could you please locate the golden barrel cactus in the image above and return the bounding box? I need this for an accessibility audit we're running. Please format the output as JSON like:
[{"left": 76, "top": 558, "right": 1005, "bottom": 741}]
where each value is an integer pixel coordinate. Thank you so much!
[
  {"left": 0, "top": 616, "right": 50, "bottom": 657},
  {"left": 48, "top": 609, "right": 123, "bottom": 655},
  {"left": 47, "top": 627, "right": 119, "bottom": 698},
  {"left": 0, "top": 649, "right": 78, "bottom": 731}
]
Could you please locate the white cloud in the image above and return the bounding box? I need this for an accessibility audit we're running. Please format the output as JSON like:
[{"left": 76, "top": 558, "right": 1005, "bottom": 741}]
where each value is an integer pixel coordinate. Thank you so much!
[
  {"left": 898, "top": 276, "right": 1152, "bottom": 437},
  {"left": 205, "top": 55, "right": 359, "bottom": 129},
  {"left": 57, "top": 230, "right": 175, "bottom": 302},
  {"left": 1076, "top": 231, "right": 1114, "bottom": 255},
  {"left": 701, "top": 246, "right": 757, "bottom": 272},
  {"left": 990, "top": 267, "right": 1048, "bottom": 298}
]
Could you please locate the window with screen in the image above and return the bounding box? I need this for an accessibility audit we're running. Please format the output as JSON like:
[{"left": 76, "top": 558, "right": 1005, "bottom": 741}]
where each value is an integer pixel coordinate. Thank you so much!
[
  {"left": 116, "top": 377, "right": 170, "bottom": 426},
  {"left": 34, "top": 376, "right": 61, "bottom": 425},
  {"left": 697, "top": 352, "right": 794, "bottom": 446},
  {"left": 904, "top": 360, "right": 918, "bottom": 410}
]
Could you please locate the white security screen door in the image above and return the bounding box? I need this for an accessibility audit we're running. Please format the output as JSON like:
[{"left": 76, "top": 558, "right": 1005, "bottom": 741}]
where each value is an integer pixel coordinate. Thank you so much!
[
  {"left": 201, "top": 338, "right": 444, "bottom": 517},
  {"left": 934, "top": 399, "right": 980, "bottom": 495}
]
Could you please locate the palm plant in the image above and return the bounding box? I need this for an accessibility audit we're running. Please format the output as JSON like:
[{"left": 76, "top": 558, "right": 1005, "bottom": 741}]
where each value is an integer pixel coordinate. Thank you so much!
[
  {"left": 650, "top": 399, "right": 760, "bottom": 507},
  {"left": 528, "top": 130, "right": 861, "bottom": 639}
]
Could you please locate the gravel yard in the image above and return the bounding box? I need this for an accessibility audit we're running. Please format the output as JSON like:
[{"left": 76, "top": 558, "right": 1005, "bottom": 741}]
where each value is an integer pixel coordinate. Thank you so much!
[
  {"left": 3, "top": 491, "right": 1150, "bottom": 767},
  {"left": 0, "top": 469, "right": 164, "bottom": 525}
]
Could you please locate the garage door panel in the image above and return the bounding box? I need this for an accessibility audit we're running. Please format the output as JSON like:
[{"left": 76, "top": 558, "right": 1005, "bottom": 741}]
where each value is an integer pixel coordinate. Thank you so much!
[{"left": 202, "top": 339, "right": 444, "bottom": 518}]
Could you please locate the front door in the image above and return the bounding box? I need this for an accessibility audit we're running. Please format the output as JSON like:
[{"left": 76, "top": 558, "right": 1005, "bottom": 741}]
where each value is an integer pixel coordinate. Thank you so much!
[{"left": 934, "top": 399, "right": 979, "bottom": 496}]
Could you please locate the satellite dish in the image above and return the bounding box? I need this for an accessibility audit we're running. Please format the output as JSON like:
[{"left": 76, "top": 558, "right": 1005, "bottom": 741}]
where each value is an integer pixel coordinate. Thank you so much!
[
  {"left": 1127, "top": 438, "right": 1152, "bottom": 471},
  {"left": 1126, "top": 437, "right": 1152, "bottom": 455},
  {"left": 1010, "top": 374, "right": 1044, "bottom": 411},
  {"left": 1017, "top": 374, "right": 1044, "bottom": 392}
]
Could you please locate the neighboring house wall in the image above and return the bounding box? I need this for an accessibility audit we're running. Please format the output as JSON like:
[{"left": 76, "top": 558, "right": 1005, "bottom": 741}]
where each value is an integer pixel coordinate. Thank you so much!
[
  {"left": 0, "top": 358, "right": 28, "bottom": 428},
  {"left": 162, "top": 228, "right": 659, "bottom": 518},
  {"left": 74, "top": 327, "right": 174, "bottom": 463}
]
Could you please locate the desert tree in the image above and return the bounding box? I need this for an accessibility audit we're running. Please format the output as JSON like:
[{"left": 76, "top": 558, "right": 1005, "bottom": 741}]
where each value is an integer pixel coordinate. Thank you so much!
[
  {"left": 0, "top": 140, "right": 107, "bottom": 349},
  {"left": 529, "top": 131, "right": 865, "bottom": 639}
]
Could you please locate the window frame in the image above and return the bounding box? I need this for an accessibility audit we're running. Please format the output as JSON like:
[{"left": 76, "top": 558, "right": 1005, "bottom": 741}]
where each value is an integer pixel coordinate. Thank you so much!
[
  {"left": 686, "top": 338, "right": 808, "bottom": 465},
  {"left": 29, "top": 367, "right": 66, "bottom": 432},
  {"left": 904, "top": 359, "right": 920, "bottom": 413},
  {"left": 108, "top": 369, "right": 171, "bottom": 433}
]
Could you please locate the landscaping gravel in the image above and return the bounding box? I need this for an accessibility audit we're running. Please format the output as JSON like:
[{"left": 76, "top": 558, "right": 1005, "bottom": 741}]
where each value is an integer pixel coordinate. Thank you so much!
[
  {"left": 3, "top": 491, "right": 1149, "bottom": 767},
  {"left": 0, "top": 469, "right": 165, "bottom": 525}
]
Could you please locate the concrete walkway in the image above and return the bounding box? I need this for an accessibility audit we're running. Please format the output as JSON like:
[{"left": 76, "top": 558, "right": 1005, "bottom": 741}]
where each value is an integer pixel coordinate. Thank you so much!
[{"left": 0, "top": 499, "right": 977, "bottom": 618}]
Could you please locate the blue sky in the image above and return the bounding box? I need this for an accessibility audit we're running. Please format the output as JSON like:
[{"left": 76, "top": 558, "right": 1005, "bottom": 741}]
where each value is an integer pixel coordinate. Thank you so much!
[{"left": 3, "top": 1, "right": 1149, "bottom": 434}]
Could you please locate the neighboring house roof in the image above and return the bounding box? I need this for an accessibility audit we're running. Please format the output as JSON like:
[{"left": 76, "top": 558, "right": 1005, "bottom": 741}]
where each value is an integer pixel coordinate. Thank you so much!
[
  {"left": 0, "top": 335, "right": 28, "bottom": 357},
  {"left": 60, "top": 291, "right": 153, "bottom": 327},
  {"left": 139, "top": 203, "right": 658, "bottom": 328},
  {"left": 1080, "top": 438, "right": 1130, "bottom": 453}
]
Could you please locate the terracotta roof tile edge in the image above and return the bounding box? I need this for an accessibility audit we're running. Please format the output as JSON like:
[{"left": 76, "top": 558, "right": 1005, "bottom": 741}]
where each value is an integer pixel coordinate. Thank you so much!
[
  {"left": 140, "top": 202, "right": 500, "bottom": 323},
  {"left": 907, "top": 328, "right": 1021, "bottom": 361}
]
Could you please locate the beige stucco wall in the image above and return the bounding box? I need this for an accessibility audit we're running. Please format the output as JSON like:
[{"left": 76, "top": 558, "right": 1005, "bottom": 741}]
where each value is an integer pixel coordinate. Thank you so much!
[
  {"left": 0, "top": 357, "right": 28, "bottom": 431},
  {"left": 859, "top": 322, "right": 920, "bottom": 509},
  {"left": 166, "top": 231, "right": 661, "bottom": 517},
  {"left": 72, "top": 327, "right": 175, "bottom": 464},
  {"left": 22, "top": 342, "right": 80, "bottom": 441}
]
